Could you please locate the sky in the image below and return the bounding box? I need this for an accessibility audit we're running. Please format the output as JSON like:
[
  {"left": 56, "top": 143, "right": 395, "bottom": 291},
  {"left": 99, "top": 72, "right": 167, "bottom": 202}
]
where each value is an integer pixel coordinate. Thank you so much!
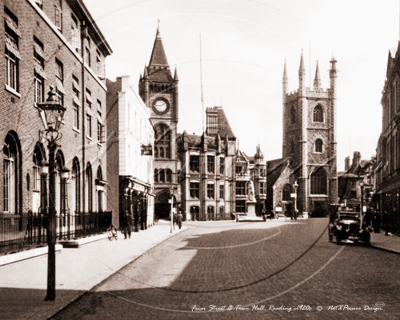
[{"left": 84, "top": 0, "right": 400, "bottom": 171}]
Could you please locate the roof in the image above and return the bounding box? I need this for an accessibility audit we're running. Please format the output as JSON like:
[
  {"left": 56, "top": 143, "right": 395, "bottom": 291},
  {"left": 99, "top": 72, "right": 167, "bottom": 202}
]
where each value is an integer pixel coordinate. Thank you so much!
[
  {"left": 267, "top": 158, "right": 290, "bottom": 186},
  {"left": 206, "top": 106, "right": 235, "bottom": 139},
  {"left": 146, "top": 29, "right": 173, "bottom": 82}
]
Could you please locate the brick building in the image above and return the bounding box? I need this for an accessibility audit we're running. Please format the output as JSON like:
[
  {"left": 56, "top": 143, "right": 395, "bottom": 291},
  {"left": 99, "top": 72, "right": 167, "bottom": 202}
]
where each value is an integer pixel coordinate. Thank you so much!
[
  {"left": 375, "top": 40, "right": 400, "bottom": 233},
  {"left": 0, "top": 0, "right": 112, "bottom": 254},
  {"left": 106, "top": 76, "right": 154, "bottom": 230},
  {"left": 281, "top": 53, "right": 338, "bottom": 216}
]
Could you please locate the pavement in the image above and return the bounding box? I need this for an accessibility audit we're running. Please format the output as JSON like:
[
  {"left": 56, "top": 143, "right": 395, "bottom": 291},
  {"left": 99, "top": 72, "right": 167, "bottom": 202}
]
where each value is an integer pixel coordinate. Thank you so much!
[
  {"left": 0, "top": 218, "right": 399, "bottom": 319},
  {"left": 0, "top": 221, "right": 186, "bottom": 320}
]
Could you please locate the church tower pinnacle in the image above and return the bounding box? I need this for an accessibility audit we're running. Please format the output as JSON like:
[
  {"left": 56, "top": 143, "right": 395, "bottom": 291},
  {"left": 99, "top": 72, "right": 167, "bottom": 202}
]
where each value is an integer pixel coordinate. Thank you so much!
[{"left": 313, "top": 61, "right": 321, "bottom": 90}]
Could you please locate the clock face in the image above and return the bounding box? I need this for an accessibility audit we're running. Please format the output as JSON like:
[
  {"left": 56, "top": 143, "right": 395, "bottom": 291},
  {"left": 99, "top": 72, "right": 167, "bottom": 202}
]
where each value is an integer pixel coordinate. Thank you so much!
[{"left": 153, "top": 99, "right": 169, "bottom": 114}]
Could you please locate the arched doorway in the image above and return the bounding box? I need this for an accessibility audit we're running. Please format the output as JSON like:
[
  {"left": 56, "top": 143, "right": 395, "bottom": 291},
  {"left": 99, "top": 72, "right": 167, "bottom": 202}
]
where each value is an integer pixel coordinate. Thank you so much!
[
  {"left": 282, "top": 184, "right": 293, "bottom": 217},
  {"left": 155, "top": 189, "right": 173, "bottom": 219}
]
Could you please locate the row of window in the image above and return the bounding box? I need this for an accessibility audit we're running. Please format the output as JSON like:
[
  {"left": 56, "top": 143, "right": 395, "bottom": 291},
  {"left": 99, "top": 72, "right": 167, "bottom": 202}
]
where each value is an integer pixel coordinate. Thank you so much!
[
  {"left": 3, "top": 131, "right": 104, "bottom": 214},
  {"left": 189, "top": 155, "right": 225, "bottom": 174},
  {"left": 290, "top": 138, "right": 324, "bottom": 154},
  {"left": 154, "top": 169, "right": 172, "bottom": 183},
  {"left": 290, "top": 105, "right": 324, "bottom": 125},
  {"left": 189, "top": 183, "right": 224, "bottom": 200},
  {"left": 189, "top": 206, "right": 225, "bottom": 220}
]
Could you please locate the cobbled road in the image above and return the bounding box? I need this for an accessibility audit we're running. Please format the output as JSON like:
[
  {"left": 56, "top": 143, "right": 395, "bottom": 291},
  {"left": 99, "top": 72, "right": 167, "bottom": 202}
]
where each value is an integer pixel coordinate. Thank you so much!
[{"left": 52, "top": 218, "right": 400, "bottom": 320}]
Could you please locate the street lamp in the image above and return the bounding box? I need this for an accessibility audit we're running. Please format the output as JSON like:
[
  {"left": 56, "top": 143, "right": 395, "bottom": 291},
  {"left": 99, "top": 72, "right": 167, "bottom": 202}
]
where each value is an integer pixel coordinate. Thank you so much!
[
  {"left": 359, "top": 181, "right": 364, "bottom": 214},
  {"left": 37, "top": 86, "right": 67, "bottom": 301},
  {"left": 293, "top": 180, "right": 299, "bottom": 219},
  {"left": 169, "top": 187, "right": 174, "bottom": 233}
]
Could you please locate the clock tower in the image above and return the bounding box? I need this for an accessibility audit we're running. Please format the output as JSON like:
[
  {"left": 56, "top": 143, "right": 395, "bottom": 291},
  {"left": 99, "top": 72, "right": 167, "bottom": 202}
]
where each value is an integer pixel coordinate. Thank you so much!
[{"left": 139, "top": 25, "right": 180, "bottom": 219}]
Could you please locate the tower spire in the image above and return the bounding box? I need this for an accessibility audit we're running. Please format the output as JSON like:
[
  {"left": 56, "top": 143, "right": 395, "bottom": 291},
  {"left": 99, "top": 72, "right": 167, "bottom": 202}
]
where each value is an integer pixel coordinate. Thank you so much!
[
  {"left": 313, "top": 60, "right": 321, "bottom": 89},
  {"left": 299, "top": 49, "right": 305, "bottom": 74},
  {"left": 156, "top": 19, "right": 160, "bottom": 38}
]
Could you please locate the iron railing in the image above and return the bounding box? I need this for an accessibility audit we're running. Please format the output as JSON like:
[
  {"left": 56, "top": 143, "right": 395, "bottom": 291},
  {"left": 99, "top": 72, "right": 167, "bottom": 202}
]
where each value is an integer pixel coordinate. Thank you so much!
[{"left": 0, "top": 210, "right": 112, "bottom": 256}]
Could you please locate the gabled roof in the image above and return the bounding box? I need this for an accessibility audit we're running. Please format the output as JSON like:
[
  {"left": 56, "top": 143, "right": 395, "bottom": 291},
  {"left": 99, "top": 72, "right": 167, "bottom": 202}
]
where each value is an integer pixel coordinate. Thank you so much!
[
  {"left": 236, "top": 150, "right": 248, "bottom": 162},
  {"left": 267, "top": 158, "right": 290, "bottom": 186}
]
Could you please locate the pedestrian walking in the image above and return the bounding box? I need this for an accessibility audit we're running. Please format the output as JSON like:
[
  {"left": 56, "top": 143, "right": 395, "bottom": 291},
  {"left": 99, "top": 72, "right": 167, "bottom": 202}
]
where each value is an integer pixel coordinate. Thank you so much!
[
  {"left": 176, "top": 211, "right": 183, "bottom": 229},
  {"left": 124, "top": 212, "right": 132, "bottom": 239},
  {"left": 383, "top": 210, "right": 390, "bottom": 236}
]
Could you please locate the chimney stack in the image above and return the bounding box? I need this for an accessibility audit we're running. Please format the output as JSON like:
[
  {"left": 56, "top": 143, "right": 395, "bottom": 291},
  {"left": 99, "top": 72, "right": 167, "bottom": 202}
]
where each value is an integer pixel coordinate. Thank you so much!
[
  {"left": 345, "top": 156, "right": 350, "bottom": 171},
  {"left": 352, "top": 151, "right": 361, "bottom": 167}
]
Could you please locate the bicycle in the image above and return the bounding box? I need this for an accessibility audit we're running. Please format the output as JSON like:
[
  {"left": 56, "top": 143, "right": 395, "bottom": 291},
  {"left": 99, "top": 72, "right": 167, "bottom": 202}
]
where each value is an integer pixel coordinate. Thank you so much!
[{"left": 107, "top": 224, "right": 118, "bottom": 241}]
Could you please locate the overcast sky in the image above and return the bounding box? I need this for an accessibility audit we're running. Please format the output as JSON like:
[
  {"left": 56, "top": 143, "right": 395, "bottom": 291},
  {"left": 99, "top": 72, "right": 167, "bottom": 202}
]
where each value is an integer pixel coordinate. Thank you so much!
[{"left": 84, "top": 0, "right": 399, "bottom": 171}]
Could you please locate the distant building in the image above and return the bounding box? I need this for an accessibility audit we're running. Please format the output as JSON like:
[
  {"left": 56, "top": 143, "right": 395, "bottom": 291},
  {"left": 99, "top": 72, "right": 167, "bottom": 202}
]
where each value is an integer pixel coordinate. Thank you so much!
[
  {"left": 279, "top": 53, "right": 338, "bottom": 216},
  {"left": 138, "top": 26, "right": 180, "bottom": 219},
  {"left": 375, "top": 41, "right": 400, "bottom": 232},
  {"left": 338, "top": 152, "right": 376, "bottom": 210},
  {"left": 106, "top": 76, "right": 154, "bottom": 230}
]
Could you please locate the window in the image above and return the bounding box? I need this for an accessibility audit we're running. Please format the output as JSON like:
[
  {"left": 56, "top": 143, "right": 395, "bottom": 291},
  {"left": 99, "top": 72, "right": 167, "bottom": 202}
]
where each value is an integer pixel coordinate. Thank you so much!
[
  {"left": 97, "top": 121, "right": 102, "bottom": 141},
  {"left": 190, "top": 155, "right": 199, "bottom": 172},
  {"left": 236, "top": 166, "right": 243, "bottom": 175},
  {"left": 207, "top": 206, "right": 214, "bottom": 220},
  {"left": 154, "top": 147, "right": 158, "bottom": 158},
  {"left": 56, "top": 88, "right": 64, "bottom": 106},
  {"left": 311, "top": 167, "right": 327, "bottom": 195},
  {"left": 313, "top": 105, "right": 323, "bottom": 122},
  {"left": 34, "top": 72, "right": 44, "bottom": 103},
  {"left": 207, "top": 183, "right": 214, "bottom": 199},
  {"left": 86, "top": 89, "right": 92, "bottom": 108},
  {"left": 72, "top": 158, "right": 80, "bottom": 215},
  {"left": 220, "top": 157, "right": 225, "bottom": 174},
  {"left": 282, "top": 184, "right": 292, "bottom": 200},
  {"left": 55, "top": 2, "right": 62, "bottom": 30},
  {"left": 190, "top": 182, "right": 199, "bottom": 198},
  {"left": 3, "top": 133, "right": 19, "bottom": 213},
  {"left": 86, "top": 163, "right": 93, "bottom": 212},
  {"left": 220, "top": 184, "right": 224, "bottom": 199},
  {"left": 236, "top": 181, "right": 246, "bottom": 195},
  {"left": 5, "top": 11, "right": 21, "bottom": 92},
  {"left": 291, "top": 106, "right": 296, "bottom": 124},
  {"left": 71, "top": 14, "right": 79, "bottom": 52},
  {"left": 96, "top": 50, "right": 103, "bottom": 76},
  {"left": 207, "top": 156, "right": 214, "bottom": 173},
  {"left": 73, "top": 103, "right": 79, "bottom": 129},
  {"left": 236, "top": 200, "right": 246, "bottom": 213},
  {"left": 315, "top": 139, "right": 323, "bottom": 153},
  {"left": 154, "top": 169, "right": 158, "bottom": 183},
  {"left": 97, "top": 99, "right": 102, "bottom": 109},
  {"left": 350, "top": 190, "right": 357, "bottom": 198},
  {"left": 154, "top": 124, "right": 171, "bottom": 159},
  {"left": 55, "top": 58, "right": 63, "bottom": 81},
  {"left": 260, "top": 182, "right": 265, "bottom": 194},
  {"left": 159, "top": 169, "right": 165, "bottom": 182},
  {"left": 166, "top": 169, "right": 172, "bottom": 183},
  {"left": 87, "top": 114, "right": 92, "bottom": 138}
]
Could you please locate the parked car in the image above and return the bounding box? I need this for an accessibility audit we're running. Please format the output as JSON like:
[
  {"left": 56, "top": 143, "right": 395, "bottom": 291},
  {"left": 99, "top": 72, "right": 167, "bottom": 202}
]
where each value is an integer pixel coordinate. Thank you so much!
[{"left": 328, "top": 208, "right": 370, "bottom": 245}]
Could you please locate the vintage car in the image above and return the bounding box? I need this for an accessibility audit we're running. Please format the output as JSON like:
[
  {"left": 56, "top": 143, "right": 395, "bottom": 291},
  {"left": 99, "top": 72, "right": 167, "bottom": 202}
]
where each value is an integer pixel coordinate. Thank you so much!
[{"left": 328, "top": 208, "right": 370, "bottom": 246}]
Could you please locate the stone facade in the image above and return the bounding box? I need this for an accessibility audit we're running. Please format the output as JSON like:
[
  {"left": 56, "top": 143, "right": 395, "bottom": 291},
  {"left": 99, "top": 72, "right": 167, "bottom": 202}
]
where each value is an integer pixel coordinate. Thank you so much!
[{"left": 282, "top": 54, "right": 338, "bottom": 215}]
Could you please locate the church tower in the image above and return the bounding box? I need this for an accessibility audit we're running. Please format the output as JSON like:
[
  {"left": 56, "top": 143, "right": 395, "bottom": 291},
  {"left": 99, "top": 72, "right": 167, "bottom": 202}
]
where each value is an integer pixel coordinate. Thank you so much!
[
  {"left": 139, "top": 25, "right": 180, "bottom": 218},
  {"left": 282, "top": 53, "right": 338, "bottom": 215}
]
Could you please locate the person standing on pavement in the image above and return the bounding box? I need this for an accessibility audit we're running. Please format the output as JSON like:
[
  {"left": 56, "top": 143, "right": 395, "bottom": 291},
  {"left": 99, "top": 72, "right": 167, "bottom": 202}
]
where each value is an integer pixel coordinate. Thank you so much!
[
  {"left": 124, "top": 212, "right": 132, "bottom": 239},
  {"left": 176, "top": 211, "right": 183, "bottom": 229},
  {"left": 383, "top": 210, "right": 390, "bottom": 236}
]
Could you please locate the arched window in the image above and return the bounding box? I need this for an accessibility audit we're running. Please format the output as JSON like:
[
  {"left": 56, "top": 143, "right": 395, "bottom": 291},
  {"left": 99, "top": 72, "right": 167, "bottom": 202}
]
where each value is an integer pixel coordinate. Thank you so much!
[
  {"left": 86, "top": 163, "right": 93, "bottom": 212},
  {"left": 96, "top": 166, "right": 104, "bottom": 212},
  {"left": 154, "top": 169, "right": 159, "bottom": 183},
  {"left": 290, "top": 140, "right": 295, "bottom": 154},
  {"left": 311, "top": 167, "right": 327, "bottom": 195},
  {"left": 154, "top": 147, "right": 158, "bottom": 158},
  {"left": 3, "top": 132, "right": 20, "bottom": 214},
  {"left": 282, "top": 184, "right": 292, "bottom": 201},
  {"left": 72, "top": 158, "right": 80, "bottom": 215},
  {"left": 159, "top": 169, "right": 165, "bottom": 182},
  {"left": 166, "top": 169, "right": 172, "bottom": 182},
  {"left": 315, "top": 139, "right": 323, "bottom": 153},
  {"left": 313, "top": 105, "right": 323, "bottom": 122},
  {"left": 32, "top": 143, "right": 46, "bottom": 214},
  {"left": 55, "top": 151, "right": 66, "bottom": 217},
  {"left": 155, "top": 123, "right": 171, "bottom": 159},
  {"left": 290, "top": 106, "right": 296, "bottom": 124}
]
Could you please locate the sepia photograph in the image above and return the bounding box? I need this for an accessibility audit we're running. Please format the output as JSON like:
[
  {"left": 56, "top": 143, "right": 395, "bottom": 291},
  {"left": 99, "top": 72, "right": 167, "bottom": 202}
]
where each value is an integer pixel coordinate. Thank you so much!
[{"left": 0, "top": 0, "right": 399, "bottom": 319}]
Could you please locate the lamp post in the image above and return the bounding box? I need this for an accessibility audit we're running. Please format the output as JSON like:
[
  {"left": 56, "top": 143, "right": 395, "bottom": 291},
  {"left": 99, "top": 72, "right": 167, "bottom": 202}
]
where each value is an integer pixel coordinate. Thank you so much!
[
  {"left": 170, "top": 187, "right": 174, "bottom": 233},
  {"left": 293, "top": 180, "right": 299, "bottom": 219},
  {"left": 37, "top": 86, "right": 67, "bottom": 301}
]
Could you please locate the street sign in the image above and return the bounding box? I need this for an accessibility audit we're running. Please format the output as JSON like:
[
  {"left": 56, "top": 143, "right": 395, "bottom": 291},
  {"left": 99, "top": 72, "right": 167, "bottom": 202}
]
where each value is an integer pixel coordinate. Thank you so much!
[{"left": 291, "top": 193, "right": 297, "bottom": 198}]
